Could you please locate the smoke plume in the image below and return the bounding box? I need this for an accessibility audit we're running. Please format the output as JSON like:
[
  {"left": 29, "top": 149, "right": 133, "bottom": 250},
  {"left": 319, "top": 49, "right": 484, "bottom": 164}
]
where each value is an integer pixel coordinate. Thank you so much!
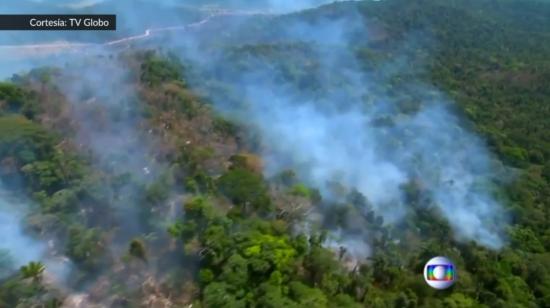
[
  {"left": 169, "top": 3, "right": 509, "bottom": 248},
  {"left": 0, "top": 2, "right": 509, "bottom": 286}
]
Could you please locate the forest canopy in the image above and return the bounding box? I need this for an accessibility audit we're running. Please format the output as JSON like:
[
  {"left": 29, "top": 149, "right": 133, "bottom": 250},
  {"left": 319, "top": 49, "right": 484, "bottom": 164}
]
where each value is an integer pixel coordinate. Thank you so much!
[{"left": 0, "top": 0, "right": 548, "bottom": 307}]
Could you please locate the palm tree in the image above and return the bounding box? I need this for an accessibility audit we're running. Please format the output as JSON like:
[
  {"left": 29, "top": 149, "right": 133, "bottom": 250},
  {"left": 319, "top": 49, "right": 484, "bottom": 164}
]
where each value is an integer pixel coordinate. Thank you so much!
[{"left": 20, "top": 261, "right": 46, "bottom": 283}]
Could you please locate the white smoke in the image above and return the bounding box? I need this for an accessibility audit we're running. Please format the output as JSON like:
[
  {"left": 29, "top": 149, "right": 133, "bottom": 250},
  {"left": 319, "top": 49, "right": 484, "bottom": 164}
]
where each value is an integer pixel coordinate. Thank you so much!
[
  {"left": 0, "top": 184, "right": 72, "bottom": 281},
  {"left": 173, "top": 6, "right": 509, "bottom": 248},
  {"left": 0, "top": 2, "right": 508, "bottom": 280}
]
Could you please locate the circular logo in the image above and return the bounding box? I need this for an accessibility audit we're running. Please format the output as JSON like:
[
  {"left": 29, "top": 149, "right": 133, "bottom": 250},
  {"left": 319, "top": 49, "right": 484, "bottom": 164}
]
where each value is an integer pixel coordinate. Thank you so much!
[{"left": 423, "top": 256, "right": 456, "bottom": 289}]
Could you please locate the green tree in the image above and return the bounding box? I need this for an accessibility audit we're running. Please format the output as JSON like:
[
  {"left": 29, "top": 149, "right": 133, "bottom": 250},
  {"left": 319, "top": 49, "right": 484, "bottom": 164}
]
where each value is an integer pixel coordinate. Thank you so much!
[
  {"left": 217, "top": 167, "right": 272, "bottom": 213},
  {"left": 203, "top": 282, "right": 246, "bottom": 308},
  {"left": 20, "top": 261, "right": 45, "bottom": 283},
  {"left": 128, "top": 238, "right": 147, "bottom": 262},
  {"left": 289, "top": 281, "right": 328, "bottom": 308}
]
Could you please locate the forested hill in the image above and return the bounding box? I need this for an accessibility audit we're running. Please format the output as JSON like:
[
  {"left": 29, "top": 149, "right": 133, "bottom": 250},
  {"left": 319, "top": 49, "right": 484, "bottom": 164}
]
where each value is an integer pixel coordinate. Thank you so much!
[
  {"left": 358, "top": 0, "right": 550, "bottom": 238},
  {"left": 0, "top": 0, "right": 549, "bottom": 307}
]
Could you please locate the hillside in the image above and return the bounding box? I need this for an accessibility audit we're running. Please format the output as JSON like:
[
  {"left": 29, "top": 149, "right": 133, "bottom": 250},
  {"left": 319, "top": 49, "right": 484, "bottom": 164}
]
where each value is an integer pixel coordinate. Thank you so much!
[{"left": 0, "top": 0, "right": 549, "bottom": 307}]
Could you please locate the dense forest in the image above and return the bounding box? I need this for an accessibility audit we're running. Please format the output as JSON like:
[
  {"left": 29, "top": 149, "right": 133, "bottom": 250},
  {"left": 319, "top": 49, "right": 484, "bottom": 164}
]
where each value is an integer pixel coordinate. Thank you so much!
[{"left": 0, "top": 0, "right": 549, "bottom": 307}]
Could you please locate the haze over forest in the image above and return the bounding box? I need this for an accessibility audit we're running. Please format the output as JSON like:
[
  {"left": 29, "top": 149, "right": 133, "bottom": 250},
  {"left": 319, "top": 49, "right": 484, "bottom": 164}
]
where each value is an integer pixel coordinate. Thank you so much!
[{"left": 0, "top": 0, "right": 549, "bottom": 307}]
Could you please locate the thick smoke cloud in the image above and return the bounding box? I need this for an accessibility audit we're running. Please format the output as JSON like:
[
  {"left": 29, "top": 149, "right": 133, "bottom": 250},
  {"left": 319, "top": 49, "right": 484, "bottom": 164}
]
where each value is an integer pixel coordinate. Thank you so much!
[{"left": 171, "top": 6, "right": 509, "bottom": 248}]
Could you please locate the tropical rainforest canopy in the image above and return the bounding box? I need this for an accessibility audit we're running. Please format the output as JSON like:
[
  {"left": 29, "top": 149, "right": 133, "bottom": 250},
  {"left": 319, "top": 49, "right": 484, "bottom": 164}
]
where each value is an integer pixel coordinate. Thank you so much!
[{"left": 0, "top": 0, "right": 549, "bottom": 307}]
